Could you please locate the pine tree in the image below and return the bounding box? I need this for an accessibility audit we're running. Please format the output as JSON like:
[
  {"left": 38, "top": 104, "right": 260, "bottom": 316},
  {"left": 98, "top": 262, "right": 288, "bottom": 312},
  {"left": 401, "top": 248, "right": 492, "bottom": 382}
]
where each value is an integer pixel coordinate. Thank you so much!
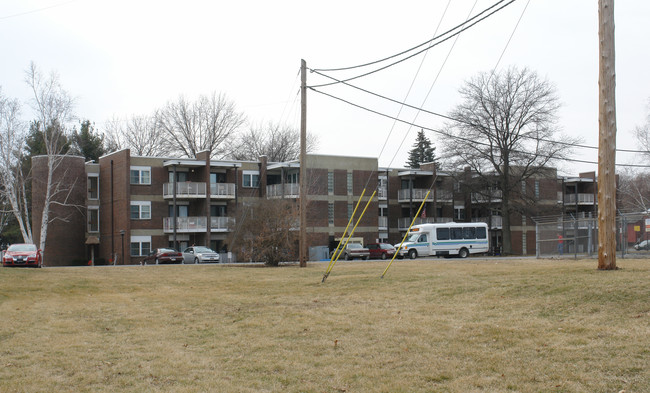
[{"left": 406, "top": 129, "right": 437, "bottom": 169}]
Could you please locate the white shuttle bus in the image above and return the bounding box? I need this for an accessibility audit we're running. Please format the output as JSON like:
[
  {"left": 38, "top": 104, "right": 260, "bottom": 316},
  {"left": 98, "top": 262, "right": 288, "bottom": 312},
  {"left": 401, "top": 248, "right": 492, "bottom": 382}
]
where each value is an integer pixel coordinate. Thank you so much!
[{"left": 397, "top": 222, "right": 489, "bottom": 259}]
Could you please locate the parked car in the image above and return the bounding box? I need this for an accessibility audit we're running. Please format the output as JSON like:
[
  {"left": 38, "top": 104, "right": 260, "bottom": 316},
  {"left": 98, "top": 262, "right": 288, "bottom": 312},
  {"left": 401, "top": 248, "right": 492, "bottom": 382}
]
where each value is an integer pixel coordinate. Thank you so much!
[
  {"left": 182, "top": 246, "right": 220, "bottom": 263},
  {"left": 142, "top": 248, "right": 182, "bottom": 265},
  {"left": 634, "top": 240, "right": 650, "bottom": 251},
  {"left": 366, "top": 243, "right": 396, "bottom": 260},
  {"left": 335, "top": 243, "right": 369, "bottom": 260},
  {"left": 2, "top": 244, "right": 42, "bottom": 268}
]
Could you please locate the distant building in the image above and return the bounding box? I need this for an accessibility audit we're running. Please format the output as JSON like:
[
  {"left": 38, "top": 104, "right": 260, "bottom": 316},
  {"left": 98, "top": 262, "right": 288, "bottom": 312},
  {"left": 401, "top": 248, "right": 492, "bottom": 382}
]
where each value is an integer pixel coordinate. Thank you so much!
[{"left": 31, "top": 150, "right": 612, "bottom": 265}]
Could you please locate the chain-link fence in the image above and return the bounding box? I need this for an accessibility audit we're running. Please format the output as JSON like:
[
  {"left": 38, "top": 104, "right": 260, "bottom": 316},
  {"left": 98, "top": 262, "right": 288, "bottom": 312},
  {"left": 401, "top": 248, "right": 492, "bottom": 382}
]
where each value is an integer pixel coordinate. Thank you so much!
[{"left": 533, "top": 212, "right": 650, "bottom": 258}]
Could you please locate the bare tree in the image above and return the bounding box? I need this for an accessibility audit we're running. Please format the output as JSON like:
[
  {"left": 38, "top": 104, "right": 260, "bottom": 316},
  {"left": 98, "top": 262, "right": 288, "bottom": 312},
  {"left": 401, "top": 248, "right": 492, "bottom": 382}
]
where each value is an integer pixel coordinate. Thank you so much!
[
  {"left": 228, "top": 121, "right": 319, "bottom": 162},
  {"left": 25, "top": 62, "right": 76, "bottom": 253},
  {"left": 0, "top": 87, "right": 32, "bottom": 242},
  {"left": 104, "top": 114, "right": 170, "bottom": 156},
  {"left": 443, "top": 66, "right": 577, "bottom": 255},
  {"left": 618, "top": 168, "right": 650, "bottom": 213},
  {"left": 157, "top": 92, "right": 246, "bottom": 159},
  {"left": 229, "top": 198, "right": 299, "bottom": 266},
  {"left": 633, "top": 98, "right": 650, "bottom": 158}
]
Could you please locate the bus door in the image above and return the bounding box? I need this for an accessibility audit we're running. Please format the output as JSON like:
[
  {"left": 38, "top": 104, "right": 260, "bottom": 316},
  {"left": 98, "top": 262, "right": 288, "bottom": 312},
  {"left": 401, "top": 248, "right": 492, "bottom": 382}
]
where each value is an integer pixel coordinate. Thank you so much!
[{"left": 414, "top": 232, "right": 432, "bottom": 256}]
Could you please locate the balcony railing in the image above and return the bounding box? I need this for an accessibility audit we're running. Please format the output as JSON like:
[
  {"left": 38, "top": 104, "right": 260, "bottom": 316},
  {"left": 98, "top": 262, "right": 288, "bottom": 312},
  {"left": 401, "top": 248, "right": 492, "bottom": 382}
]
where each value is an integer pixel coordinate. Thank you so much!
[
  {"left": 397, "top": 216, "right": 454, "bottom": 230},
  {"left": 210, "top": 183, "right": 236, "bottom": 199},
  {"left": 163, "top": 216, "right": 235, "bottom": 233},
  {"left": 398, "top": 188, "right": 432, "bottom": 203},
  {"left": 564, "top": 193, "right": 596, "bottom": 205},
  {"left": 471, "top": 190, "right": 502, "bottom": 204},
  {"left": 163, "top": 182, "right": 235, "bottom": 199},
  {"left": 471, "top": 216, "right": 503, "bottom": 229},
  {"left": 266, "top": 183, "right": 299, "bottom": 199},
  {"left": 378, "top": 187, "right": 388, "bottom": 200}
]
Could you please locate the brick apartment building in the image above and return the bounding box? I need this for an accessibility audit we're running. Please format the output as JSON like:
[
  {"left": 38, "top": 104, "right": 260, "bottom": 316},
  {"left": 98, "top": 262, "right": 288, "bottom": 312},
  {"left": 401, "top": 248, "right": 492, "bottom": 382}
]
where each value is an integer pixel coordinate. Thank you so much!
[{"left": 31, "top": 150, "right": 601, "bottom": 265}]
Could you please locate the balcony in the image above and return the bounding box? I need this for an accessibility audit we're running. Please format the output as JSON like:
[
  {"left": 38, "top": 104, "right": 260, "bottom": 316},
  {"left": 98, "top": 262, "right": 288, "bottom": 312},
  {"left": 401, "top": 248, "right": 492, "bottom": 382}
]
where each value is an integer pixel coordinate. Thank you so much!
[
  {"left": 266, "top": 183, "right": 299, "bottom": 199},
  {"left": 163, "top": 216, "right": 235, "bottom": 233},
  {"left": 163, "top": 182, "right": 235, "bottom": 199},
  {"left": 471, "top": 190, "right": 502, "bottom": 204},
  {"left": 564, "top": 193, "right": 596, "bottom": 205},
  {"left": 471, "top": 216, "right": 503, "bottom": 229},
  {"left": 378, "top": 187, "right": 388, "bottom": 200},
  {"left": 398, "top": 216, "right": 454, "bottom": 231},
  {"left": 397, "top": 188, "right": 455, "bottom": 203}
]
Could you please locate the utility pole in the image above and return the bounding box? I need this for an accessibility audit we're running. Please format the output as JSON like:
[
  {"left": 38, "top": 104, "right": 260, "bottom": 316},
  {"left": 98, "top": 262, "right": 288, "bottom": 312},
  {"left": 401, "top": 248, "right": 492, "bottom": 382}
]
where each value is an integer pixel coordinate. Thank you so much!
[
  {"left": 299, "top": 59, "right": 307, "bottom": 267},
  {"left": 597, "top": 0, "right": 617, "bottom": 270}
]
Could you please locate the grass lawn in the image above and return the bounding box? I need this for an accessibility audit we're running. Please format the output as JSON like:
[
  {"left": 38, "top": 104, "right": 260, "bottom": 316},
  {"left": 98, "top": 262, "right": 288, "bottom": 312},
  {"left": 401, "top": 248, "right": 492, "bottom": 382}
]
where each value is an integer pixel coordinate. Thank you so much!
[{"left": 0, "top": 258, "right": 648, "bottom": 392}]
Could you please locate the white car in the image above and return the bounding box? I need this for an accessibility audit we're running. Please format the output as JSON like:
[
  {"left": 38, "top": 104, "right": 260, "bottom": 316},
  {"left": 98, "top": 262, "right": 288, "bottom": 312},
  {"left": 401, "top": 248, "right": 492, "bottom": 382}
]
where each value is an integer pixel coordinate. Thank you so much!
[{"left": 182, "top": 246, "right": 220, "bottom": 263}]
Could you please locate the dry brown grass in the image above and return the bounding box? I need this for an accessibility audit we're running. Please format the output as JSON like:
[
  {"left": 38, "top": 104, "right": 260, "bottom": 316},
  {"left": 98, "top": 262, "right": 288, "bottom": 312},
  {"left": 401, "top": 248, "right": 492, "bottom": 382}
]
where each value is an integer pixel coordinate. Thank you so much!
[{"left": 0, "top": 258, "right": 648, "bottom": 392}]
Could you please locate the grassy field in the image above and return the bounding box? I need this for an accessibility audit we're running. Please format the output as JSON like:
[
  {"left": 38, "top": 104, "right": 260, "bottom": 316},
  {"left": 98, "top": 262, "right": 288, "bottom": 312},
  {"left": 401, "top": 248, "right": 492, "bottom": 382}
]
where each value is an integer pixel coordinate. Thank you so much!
[{"left": 0, "top": 258, "right": 648, "bottom": 392}]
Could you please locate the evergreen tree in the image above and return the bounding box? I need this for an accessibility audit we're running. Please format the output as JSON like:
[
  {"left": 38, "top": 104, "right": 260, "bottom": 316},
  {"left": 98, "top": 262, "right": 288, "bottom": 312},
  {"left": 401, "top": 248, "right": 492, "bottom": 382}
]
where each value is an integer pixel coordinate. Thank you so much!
[
  {"left": 406, "top": 129, "right": 437, "bottom": 169},
  {"left": 70, "top": 120, "right": 105, "bottom": 161}
]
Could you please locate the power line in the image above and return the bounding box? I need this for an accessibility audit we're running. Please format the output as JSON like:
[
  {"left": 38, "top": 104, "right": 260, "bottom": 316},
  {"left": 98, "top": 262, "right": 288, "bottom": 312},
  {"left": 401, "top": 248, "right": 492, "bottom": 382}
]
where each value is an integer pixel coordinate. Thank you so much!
[
  {"left": 308, "top": 0, "right": 520, "bottom": 89},
  {"left": 0, "top": 0, "right": 77, "bottom": 21},
  {"left": 309, "top": 87, "right": 650, "bottom": 169},
  {"left": 309, "top": 70, "right": 648, "bottom": 155},
  {"left": 312, "top": 0, "right": 514, "bottom": 73}
]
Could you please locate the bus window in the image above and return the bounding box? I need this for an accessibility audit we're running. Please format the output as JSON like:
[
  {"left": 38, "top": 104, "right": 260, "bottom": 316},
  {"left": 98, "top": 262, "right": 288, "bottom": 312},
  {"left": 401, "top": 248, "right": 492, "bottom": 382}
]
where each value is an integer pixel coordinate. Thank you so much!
[
  {"left": 451, "top": 227, "right": 463, "bottom": 240},
  {"left": 437, "top": 228, "right": 449, "bottom": 240},
  {"left": 419, "top": 234, "right": 427, "bottom": 243},
  {"left": 463, "top": 227, "right": 476, "bottom": 239},
  {"left": 476, "top": 227, "right": 487, "bottom": 239}
]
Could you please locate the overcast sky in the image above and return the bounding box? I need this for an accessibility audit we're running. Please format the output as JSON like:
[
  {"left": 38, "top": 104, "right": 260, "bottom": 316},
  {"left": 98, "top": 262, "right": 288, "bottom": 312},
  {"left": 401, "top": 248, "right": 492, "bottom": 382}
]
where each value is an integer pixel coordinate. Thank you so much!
[{"left": 1, "top": 0, "right": 649, "bottom": 175}]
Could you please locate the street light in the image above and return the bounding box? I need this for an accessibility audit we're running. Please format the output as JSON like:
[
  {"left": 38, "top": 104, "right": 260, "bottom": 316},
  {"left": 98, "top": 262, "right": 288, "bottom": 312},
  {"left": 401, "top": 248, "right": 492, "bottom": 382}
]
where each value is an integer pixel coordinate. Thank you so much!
[{"left": 120, "top": 230, "right": 125, "bottom": 265}]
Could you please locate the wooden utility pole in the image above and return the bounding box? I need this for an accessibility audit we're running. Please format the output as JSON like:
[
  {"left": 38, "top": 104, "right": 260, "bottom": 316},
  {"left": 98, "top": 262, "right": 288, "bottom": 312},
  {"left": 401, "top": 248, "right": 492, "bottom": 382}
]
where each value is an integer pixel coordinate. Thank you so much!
[
  {"left": 597, "top": 0, "right": 617, "bottom": 270},
  {"left": 299, "top": 59, "right": 307, "bottom": 267}
]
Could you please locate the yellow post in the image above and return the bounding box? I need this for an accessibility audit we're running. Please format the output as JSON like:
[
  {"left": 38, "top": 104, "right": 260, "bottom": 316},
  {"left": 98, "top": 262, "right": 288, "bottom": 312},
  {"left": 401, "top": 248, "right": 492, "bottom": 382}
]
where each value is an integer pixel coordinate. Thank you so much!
[
  {"left": 322, "top": 190, "right": 376, "bottom": 283},
  {"left": 323, "top": 189, "right": 366, "bottom": 281},
  {"left": 381, "top": 190, "right": 430, "bottom": 278}
]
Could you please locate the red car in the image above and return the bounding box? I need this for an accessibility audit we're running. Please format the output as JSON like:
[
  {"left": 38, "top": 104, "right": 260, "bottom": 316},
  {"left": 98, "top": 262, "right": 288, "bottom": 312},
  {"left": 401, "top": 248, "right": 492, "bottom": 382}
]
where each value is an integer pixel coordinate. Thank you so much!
[
  {"left": 2, "top": 244, "right": 42, "bottom": 268},
  {"left": 142, "top": 248, "right": 182, "bottom": 265},
  {"left": 366, "top": 243, "right": 396, "bottom": 260}
]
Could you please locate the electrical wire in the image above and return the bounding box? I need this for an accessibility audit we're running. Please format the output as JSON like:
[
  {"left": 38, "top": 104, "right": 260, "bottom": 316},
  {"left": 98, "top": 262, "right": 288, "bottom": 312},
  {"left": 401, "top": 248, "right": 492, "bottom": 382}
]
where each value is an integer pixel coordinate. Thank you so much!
[
  {"left": 312, "top": 0, "right": 514, "bottom": 73},
  {"left": 309, "top": 87, "right": 650, "bottom": 169},
  {"left": 0, "top": 0, "right": 77, "bottom": 20},
  {"left": 308, "top": 0, "right": 520, "bottom": 89},
  {"left": 309, "top": 70, "right": 648, "bottom": 155}
]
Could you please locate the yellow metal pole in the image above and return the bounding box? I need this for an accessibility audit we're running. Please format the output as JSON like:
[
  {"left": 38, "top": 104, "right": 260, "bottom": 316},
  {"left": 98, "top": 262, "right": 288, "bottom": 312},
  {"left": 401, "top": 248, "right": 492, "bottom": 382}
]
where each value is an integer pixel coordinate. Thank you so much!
[
  {"left": 322, "top": 190, "right": 376, "bottom": 283},
  {"left": 323, "top": 189, "right": 366, "bottom": 281},
  {"left": 381, "top": 190, "right": 430, "bottom": 279}
]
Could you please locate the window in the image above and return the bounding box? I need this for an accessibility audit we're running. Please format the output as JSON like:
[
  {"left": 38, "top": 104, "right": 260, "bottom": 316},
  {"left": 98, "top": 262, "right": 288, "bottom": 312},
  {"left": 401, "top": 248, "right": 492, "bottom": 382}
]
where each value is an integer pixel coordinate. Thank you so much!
[
  {"left": 168, "top": 204, "right": 188, "bottom": 217},
  {"left": 287, "top": 172, "right": 299, "bottom": 184},
  {"left": 211, "top": 205, "right": 227, "bottom": 217},
  {"left": 130, "top": 236, "right": 151, "bottom": 257},
  {"left": 242, "top": 170, "right": 259, "bottom": 188},
  {"left": 328, "top": 202, "right": 334, "bottom": 225},
  {"left": 462, "top": 227, "right": 476, "bottom": 239},
  {"left": 87, "top": 207, "right": 99, "bottom": 232},
  {"left": 535, "top": 180, "right": 540, "bottom": 199},
  {"left": 168, "top": 171, "right": 188, "bottom": 183},
  {"left": 521, "top": 180, "right": 526, "bottom": 195},
  {"left": 476, "top": 226, "right": 487, "bottom": 239},
  {"left": 437, "top": 228, "right": 450, "bottom": 240},
  {"left": 418, "top": 234, "right": 428, "bottom": 243},
  {"left": 130, "top": 166, "right": 151, "bottom": 185},
  {"left": 88, "top": 175, "right": 99, "bottom": 200},
  {"left": 210, "top": 173, "right": 226, "bottom": 183},
  {"left": 347, "top": 173, "right": 353, "bottom": 194},
  {"left": 454, "top": 206, "right": 465, "bottom": 221},
  {"left": 451, "top": 227, "right": 463, "bottom": 240},
  {"left": 130, "top": 201, "right": 151, "bottom": 220},
  {"left": 327, "top": 172, "right": 334, "bottom": 193},
  {"left": 348, "top": 203, "right": 353, "bottom": 220}
]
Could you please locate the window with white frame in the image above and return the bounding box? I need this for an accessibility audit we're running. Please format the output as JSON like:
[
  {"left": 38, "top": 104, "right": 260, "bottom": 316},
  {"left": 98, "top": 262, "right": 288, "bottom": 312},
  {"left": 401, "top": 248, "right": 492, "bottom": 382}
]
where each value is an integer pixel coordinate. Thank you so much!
[
  {"left": 130, "top": 201, "right": 151, "bottom": 220},
  {"left": 242, "top": 170, "right": 259, "bottom": 188},
  {"left": 87, "top": 207, "right": 99, "bottom": 232},
  {"left": 327, "top": 172, "right": 334, "bottom": 194},
  {"left": 347, "top": 173, "right": 353, "bottom": 194},
  {"left": 130, "top": 235, "right": 151, "bottom": 257},
  {"left": 454, "top": 206, "right": 465, "bottom": 221},
  {"left": 130, "top": 166, "right": 151, "bottom": 185},
  {"left": 328, "top": 202, "right": 334, "bottom": 225},
  {"left": 348, "top": 203, "right": 353, "bottom": 220},
  {"left": 534, "top": 180, "right": 540, "bottom": 199},
  {"left": 88, "top": 175, "right": 99, "bottom": 200}
]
